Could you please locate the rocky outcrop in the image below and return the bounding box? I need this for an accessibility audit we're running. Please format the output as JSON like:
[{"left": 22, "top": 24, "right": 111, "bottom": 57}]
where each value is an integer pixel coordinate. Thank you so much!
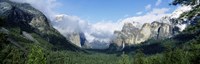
[
  {"left": 150, "top": 22, "right": 161, "bottom": 38},
  {"left": 22, "top": 31, "right": 37, "bottom": 42},
  {"left": 121, "top": 23, "right": 139, "bottom": 45},
  {"left": 151, "top": 22, "right": 173, "bottom": 39},
  {"left": 65, "top": 32, "right": 86, "bottom": 47},
  {"left": 157, "top": 23, "right": 172, "bottom": 39},
  {"left": 135, "top": 23, "right": 152, "bottom": 44},
  {"left": 0, "top": 1, "right": 51, "bottom": 33},
  {"left": 111, "top": 22, "right": 173, "bottom": 50},
  {"left": 112, "top": 31, "right": 125, "bottom": 47},
  {"left": 67, "top": 32, "right": 81, "bottom": 47}
]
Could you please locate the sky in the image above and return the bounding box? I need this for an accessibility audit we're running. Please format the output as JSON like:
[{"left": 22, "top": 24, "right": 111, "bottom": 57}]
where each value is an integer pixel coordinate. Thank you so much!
[
  {"left": 11, "top": 0, "right": 189, "bottom": 49},
  {"left": 56, "top": 0, "right": 177, "bottom": 23}
]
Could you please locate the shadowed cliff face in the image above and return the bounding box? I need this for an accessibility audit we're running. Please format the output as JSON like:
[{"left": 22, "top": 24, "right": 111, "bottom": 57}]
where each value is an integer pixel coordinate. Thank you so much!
[{"left": 0, "top": 0, "right": 81, "bottom": 51}]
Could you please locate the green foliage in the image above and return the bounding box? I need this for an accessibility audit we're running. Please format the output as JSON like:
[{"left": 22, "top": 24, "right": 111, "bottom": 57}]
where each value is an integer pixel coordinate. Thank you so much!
[
  {"left": 184, "top": 19, "right": 200, "bottom": 33},
  {"left": 0, "top": 17, "right": 5, "bottom": 26},
  {"left": 133, "top": 50, "right": 146, "bottom": 64},
  {"left": 187, "top": 37, "right": 200, "bottom": 64},
  {"left": 31, "top": 33, "right": 53, "bottom": 49},
  {"left": 27, "top": 44, "right": 47, "bottom": 64},
  {"left": 144, "top": 54, "right": 163, "bottom": 64},
  {"left": 0, "top": 33, "right": 26, "bottom": 64},
  {"left": 46, "top": 51, "right": 121, "bottom": 64},
  {"left": 0, "top": 45, "right": 26, "bottom": 64},
  {"left": 0, "top": 33, "right": 8, "bottom": 49},
  {"left": 118, "top": 52, "right": 131, "bottom": 64},
  {"left": 9, "top": 28, "right": 33, "bottom": 44},
  {"left": 163, "top": 48, "right": 190, "bottom": 64}
]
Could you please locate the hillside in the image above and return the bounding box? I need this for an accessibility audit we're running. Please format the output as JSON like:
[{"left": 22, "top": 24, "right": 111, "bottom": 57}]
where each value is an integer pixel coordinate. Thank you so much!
[{"left": 0, "top": 0, "right": 84, "bottom": 63}]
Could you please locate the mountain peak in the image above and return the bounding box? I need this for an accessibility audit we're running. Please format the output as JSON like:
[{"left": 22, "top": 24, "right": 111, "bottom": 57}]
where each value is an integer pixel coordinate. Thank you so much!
[{"left": 0, "top": 0, "right": 81, "bottom": 51}]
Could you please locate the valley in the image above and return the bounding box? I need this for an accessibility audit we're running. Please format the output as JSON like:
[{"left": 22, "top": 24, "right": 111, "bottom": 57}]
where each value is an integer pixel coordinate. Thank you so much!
[{"left": 1, "top": 0, "right": 200, "bottom": 64}]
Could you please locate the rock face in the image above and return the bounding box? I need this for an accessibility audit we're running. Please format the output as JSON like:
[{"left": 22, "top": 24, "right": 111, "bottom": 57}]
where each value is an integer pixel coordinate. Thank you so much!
[
  {"left": 150, "top": 22, "right": 161, "bottom": 38},
  {"left": 65, "top": 32, "right": 86, "bottom": 47},
  {"left": 22, "top": 31, "right": 37, "bottom": 43},
  {"left": 0, "top": 0, "right": 51, "bottom": 33},
  {"left": 0, "top": 0, "right": 80, "bottom": 51},
  {"left": 151, "top": 22, "right": 173, "bottom": 39},
  {"left": 67, "top": 32, "right": 81, "bottom": 47},
  {"left": 135, "top": 23, "right": 152, "bottom": 44},
  {"left": 121, "top": 23, "right": 139, "bottom": 45},
  {"left": 111, "top": 22, "right": 173, "bottom": 50},
  {"left": 113, "top": 31, "right": 125, "bottom": 47},
  {"left": 158, "top": 23, "right": 172, "bottom": 39}
]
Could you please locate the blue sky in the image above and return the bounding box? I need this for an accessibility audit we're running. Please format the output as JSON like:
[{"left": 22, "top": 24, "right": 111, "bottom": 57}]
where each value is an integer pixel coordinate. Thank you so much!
[{"left": 56, "top": 0, "right": 177, "bottom": 23}]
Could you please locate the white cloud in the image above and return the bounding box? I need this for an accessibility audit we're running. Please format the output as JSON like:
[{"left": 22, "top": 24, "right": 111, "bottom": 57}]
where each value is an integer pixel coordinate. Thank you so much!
[
  {"left": 145, "top": 4, "right": 152, "bottom": 10},
  {"left": 122, "top": 8, "right": 170, "bottom": 28},
  {"left": 148, "top": 8, "right": 170, "bottom": 15},
  {"left": 136, "top": 12, "right": 143, "bottom": 15},
  {"left": 156, "top": 0, "right": 162, "bottom": 6},
  {"left": 170, "top": 5, "right": 192, "bottom": 18},
  {"left": 85, "top": 21, "right": 121, "bottom": 42},
  {"left": 53, "top": 14, "right": 87, "bottom": 34}
]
